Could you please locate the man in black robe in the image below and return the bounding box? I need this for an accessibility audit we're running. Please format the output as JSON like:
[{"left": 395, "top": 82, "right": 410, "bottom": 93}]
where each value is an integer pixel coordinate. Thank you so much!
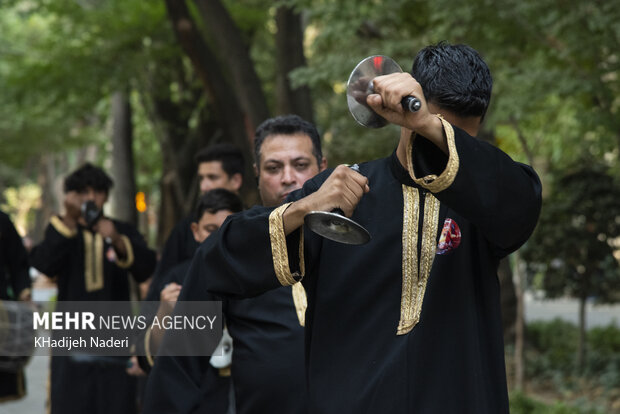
[
  {"left": 143, "top": 115, "right": 327, "bottom": 414},
  {"left": 0, "top": 210, "right": 31, "bottom": 402},
  {"left": 186, "top": 43, "right": 542, "bottom": 413},
  {"left": 151, "top": 143, "right": 245, "bottom": 291},
  {"left": 30, "top": 163, "right": 156, "bottom": 414},
  {"left": 137, "top": 144, "right": 245, "bottom": 412},
  {"left": 136, "top": 189, "right": 243, "bottom": 414}
]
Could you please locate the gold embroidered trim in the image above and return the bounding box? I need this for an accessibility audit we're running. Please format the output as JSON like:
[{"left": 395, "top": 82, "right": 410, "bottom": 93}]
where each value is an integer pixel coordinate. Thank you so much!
[
  {"left": 115, "top": 235, "right": 134, "bottom": 269},
  {"left": 218, "top": 367, "right": 231, "bottom": 377},
  {"left": 83, "top": 232, "right": 104, "bottom": 292},
  {"left": 415, "top": 192, "right": 440, "bottom": 321},
  {"left": 269, "top": 203, "right": 305, "bottom": 286},
  {"left": 50, "top": 216, "right": 77, "bottom": 238},
  {"left": 406, "top": 114, "right": 459, "bottom": 193},
  {"left": 397, "top": 188, "right": 441, "bottom": 335},
  {"left": 291, "top": 282, "right": 308, "bottom": 327},
  {"left": 397, "top": 186, "right": 419, "bottom": 335},
  {"left": 144, "top": 326, "right": 155, "bottom": 367}
]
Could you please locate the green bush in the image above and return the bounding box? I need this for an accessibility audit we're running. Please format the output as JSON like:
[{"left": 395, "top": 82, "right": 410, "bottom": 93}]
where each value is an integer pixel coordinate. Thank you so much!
[
  {"left": 509, "top": 392, "right": 604, "bottom": 414},
  {"left": 525, "top": 318, "right": 578, "bottom": 377},
  {"left": 586, "top": 322, "right": 620, "bottom": 389}
]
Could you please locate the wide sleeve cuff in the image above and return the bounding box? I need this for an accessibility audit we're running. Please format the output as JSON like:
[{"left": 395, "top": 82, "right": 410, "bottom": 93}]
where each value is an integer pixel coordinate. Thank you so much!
[
  {"left": 406, "top": 114, "right": 459, "bottom": 193},
  {"left": 115, "top": 235, "right": 135, "bottom": 269},
  {"left": 50, "top": 216, "right": 78, "bottom": 238},
  {"left": 269, "top": 202, "right": 305, "bottom": 286}
]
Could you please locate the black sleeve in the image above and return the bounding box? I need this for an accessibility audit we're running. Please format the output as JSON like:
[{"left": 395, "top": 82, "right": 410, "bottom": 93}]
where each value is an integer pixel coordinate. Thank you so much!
[
  {"left": 141, "top": 255, "right": 222, "bottom": 413},
  {"left": 115, "top": 221, "right": 157, "bottom": 283},
  {"left": 145, "top": 217, "right": 197, "bottom": 301},
  {"left": 30, "top": 217, "right": 76, "bottom": 278},
  {"left": 413, "top": 125, "right": 542, "bottom": 256},
  {"left": 1, "top": 213, "right": 31, "bottom": 298},
  {"left": 200, "top": 171, "right": 328, "bottom": 300}
]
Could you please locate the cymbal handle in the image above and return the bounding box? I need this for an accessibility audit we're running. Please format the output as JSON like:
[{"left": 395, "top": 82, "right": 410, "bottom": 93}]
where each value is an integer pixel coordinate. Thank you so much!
[
  {"left": 332, "top": 208, "right": 345, "bottom": 216},
  {"left": 402, "top": 96, "right": 421, "bottom": 112}
]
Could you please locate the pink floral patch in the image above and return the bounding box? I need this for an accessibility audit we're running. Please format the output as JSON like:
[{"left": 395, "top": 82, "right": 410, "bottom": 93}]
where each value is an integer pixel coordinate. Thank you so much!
[{"left": 436, "top": 218, "right": 461, "bottom": 255}]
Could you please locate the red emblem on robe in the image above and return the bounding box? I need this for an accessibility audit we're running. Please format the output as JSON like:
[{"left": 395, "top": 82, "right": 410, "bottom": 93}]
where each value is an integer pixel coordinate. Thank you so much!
[{"left": 436, "top": 218, "right": 461, "bottom": 255}]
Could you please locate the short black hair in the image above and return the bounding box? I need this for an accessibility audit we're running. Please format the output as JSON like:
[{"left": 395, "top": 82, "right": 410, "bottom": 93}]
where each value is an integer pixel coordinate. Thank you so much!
[
  {"left": 195, "top": 143, "right": 245, "bottom": 179},
  {"left": 63, "top": 163, "right": 114, "bottom": 194},
  {"left": 254, "top": 115, "right": 323, "bottom": 168},
  {"left": 193, "top": 189, "right": 243, "bottom": 222},
  {"left": 411, "top": 42, "right": 493, "bottom": 119}
]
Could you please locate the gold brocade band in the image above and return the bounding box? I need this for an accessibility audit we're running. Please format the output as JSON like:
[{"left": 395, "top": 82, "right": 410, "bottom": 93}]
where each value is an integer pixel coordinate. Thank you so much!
[
  {"left": 291, "top": 282, "right": 308, "bottom": 327},
  {"left": 83, "top": 232, "right": 104, "bottom": 292},
  {"left": 115, "top": 235, "right": 135, "bottom": 269},
  {"left": 396, "top": 187, "right": 441, "bottom": 335},
  {"left": 397, "top": 185, "right": 419, "bottom": 335},
  {"left": 269, "top": 203, "right": 305, "bottom": 286},
  {"left": 50, "top": 216, "right": 77, "bottom": 238},
  {"left": 406, "top": 114, "right": 459, "bottom": 193},
  {"left": 144, "top": 326, "right": 155, "bottom": 367}
]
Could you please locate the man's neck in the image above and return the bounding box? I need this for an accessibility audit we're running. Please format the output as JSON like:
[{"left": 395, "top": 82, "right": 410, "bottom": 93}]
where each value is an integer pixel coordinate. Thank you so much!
[{"left": 395, "top": 110, "right": 481, "bottom": 169}]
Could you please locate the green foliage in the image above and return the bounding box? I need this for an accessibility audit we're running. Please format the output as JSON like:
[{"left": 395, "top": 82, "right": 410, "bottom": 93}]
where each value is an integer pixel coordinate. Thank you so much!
[
  {"left": 526, "top": 318, "right": 579, "bottom": 377},
  {"left": 524, "top": 319, "right": 620, "bottom": 392},
  {"left": 280, "top": 0, "right": 620, "bottom": 174},
  {"left": 522, "top": 162, "right": 620, "bottom": 302},
  {"left": 509, "top": 391, "right": 603, "bottom": 414},
  {"left": 585, "top": 323, "right": 620, "bottom": 388},
  {"left": 0, "top": 0, "right": 174, "bottom": 174}
]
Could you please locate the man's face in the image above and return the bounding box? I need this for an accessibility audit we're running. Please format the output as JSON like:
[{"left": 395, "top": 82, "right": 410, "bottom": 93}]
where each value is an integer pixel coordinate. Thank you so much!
[
  {"left": 81, "top": 187, "right": 108, "bottom": 210},
  {"left": 191, "top": 209, "right": 234, "bottom": 243},
  {"left": 197, "top": 161, "right": 241, "bottom": 195},
  {"left": 256, "top": 133, "right": 326, "bottom": 207}
]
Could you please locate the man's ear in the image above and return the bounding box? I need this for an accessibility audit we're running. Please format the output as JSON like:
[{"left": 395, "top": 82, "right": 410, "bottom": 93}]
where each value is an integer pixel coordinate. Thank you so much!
[
  {"left": 231, "top": 173, "right": 243, "bottom": 192},
  {"left": 319, "top": 156, "right": 328, "bottom": 172},
  {"left": 190, "top": 222, "right": 200, "bottom": 243}
]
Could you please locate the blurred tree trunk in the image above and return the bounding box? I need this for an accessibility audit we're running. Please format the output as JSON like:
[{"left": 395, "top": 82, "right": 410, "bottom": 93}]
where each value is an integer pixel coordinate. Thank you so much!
[
  {"left": 275, "top": 6, "right": 314, "bottom": 123},
  {"left": 164, "top": 0, "right": 259, "bottom": 207},
  {"left": 32, "top": 155, "right": 60, "bottom": 243},
  {"left": 109, "top": 91, "right": 137, "bottom": 227},
  {"left": 577, "top": 291, "right": 587, "bottom": 374},
  {"left": 193, "top": 0, "right": 270, "bottom": 132},
  {"left": 138, "top": 64, "right": 210, "bottom": 247}
]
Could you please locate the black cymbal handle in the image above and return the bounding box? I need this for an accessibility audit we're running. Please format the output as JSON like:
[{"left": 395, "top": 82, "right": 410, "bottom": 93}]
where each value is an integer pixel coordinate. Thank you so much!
[
  {"left": 332, "top": 208, "right": 345, "bottom": 215},
  {"left": 402, "top": 96, "right": 421, "bottom": 112}
]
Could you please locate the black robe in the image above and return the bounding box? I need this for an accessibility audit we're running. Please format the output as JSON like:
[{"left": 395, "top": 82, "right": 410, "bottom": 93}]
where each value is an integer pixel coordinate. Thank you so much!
[
  {"left": 30, "top": 216, "right": 156, "bottom": 414},
  {"left": 193, "top": 122, "right": 542, "bottom": 413},
  {"left": 0, "top": 211, "right": 31, "bottom": 401},
  {"left": 146, "top": 215, "right": 198, "bottom": 301},
  {"left": 136, "top": 259, "right": 232, "bottom": 414},
  {"left": 143, "top": 230, "right": 308, "bottom": 414}
]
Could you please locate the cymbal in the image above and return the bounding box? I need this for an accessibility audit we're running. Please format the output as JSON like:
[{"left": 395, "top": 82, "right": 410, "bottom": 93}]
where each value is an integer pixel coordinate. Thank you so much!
[{"left": 346, "top": 55, "right": 420, "bottom": 128}]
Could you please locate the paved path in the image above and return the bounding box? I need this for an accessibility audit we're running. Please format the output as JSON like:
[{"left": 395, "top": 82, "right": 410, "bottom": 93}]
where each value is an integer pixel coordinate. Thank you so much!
[{"left": 525, "top": 292, "right": 620, "bottom": 328}]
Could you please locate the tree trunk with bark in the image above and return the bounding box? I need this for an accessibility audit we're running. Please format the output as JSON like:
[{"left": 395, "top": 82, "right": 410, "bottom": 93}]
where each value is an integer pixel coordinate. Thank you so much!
[
  {"left": 164, "top": 0, "right": 259, "bottom": 206},
  {"left": 275, "top": 6, "right": 314, "bottom": 123},
  {"left": 193, "top": 0, "right": 270, "bottom": 133},
  {"left": 109, "top": 91, "right": 137, "bottom": 227},
  {"left": 577, "top": 292, "right": 587, "bottom": 374}
]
